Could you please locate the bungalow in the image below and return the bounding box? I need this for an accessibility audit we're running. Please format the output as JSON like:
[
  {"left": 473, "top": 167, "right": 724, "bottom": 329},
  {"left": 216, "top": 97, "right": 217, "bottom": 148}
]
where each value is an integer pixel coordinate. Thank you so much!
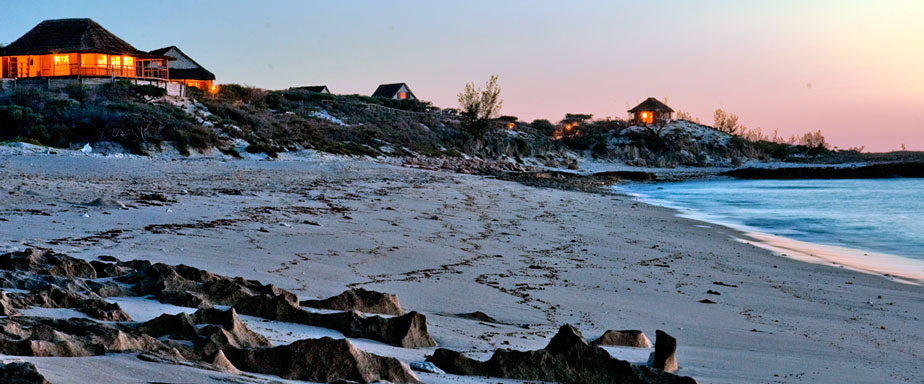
[
  {"left": 148, "top": 46, "right": 216, "bottom": 92},
  {"left": 628, "top": 97, "right": 673, "bottom": 125},
  {"left": 372, "top": 83, "right": 416, "bottom": 100},
  {"left": 0, "top": 18, "right": 171, "bottom": 81},
  {"left": 291, "top": 85, "right": 331, "bottom": 94}
]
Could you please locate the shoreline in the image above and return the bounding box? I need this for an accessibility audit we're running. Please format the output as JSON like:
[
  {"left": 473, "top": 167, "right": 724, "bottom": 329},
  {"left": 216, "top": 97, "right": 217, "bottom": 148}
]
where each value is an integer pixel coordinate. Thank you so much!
[
  {"left": 621, "top": 185, "right": 924, "bottom": 286},
  {"left": 1, "top": 153, "right": 922, "bottom": 383}
]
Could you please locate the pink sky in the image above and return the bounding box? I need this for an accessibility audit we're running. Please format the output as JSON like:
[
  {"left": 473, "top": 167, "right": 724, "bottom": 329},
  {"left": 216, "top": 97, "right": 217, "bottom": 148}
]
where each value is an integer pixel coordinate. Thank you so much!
[{"left": 3, "top": 1, "right": 922, "bottom": 151}]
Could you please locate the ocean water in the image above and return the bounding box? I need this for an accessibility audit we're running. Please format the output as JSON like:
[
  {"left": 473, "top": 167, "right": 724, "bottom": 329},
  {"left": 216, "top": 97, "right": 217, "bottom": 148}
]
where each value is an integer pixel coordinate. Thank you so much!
[{"left": 620, "top": 179, "right": 924, "bottom": 261}]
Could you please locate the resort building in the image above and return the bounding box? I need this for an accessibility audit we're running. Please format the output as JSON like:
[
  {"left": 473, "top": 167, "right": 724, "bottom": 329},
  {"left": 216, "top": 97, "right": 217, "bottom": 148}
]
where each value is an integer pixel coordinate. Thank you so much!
[
  {"left": 148, "top": 46, "right": 216, "bottom": 92},
  {"left": 372, "top": 83, "right": 416, "bottom": 100},
  {"left": 0, "top": 19, "right": 171, "bottom": 81},
  {"left": 291, "top": 85, "right": 331, "bottom": 94},
  {"left": 628, "top": 97, "right": 673, "bottom": 125}
]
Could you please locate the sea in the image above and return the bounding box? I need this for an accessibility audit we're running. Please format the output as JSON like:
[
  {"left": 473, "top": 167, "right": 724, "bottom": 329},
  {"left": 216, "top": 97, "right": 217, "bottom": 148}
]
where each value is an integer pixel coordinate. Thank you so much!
[{"left": 619, "top": 179, "right": 924, "bottom": 265}]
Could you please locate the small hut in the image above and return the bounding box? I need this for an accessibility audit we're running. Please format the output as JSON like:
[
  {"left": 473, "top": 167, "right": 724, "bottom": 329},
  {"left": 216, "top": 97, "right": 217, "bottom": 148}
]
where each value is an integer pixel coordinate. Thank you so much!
[
  {"left": 0, "top": 18, "right": 170, "bottom": 80},
  {"left": 291, "top": 85, "right": 331, "bottom": 94},
  {"left": 148, "top": 46, "right": 216, "bottom": 92},
  {"left": 628, "top": 97, "right": 673, "bottom": 125},
  {"left": 372, "top": 83, "right": 416, "bottom": 100}
]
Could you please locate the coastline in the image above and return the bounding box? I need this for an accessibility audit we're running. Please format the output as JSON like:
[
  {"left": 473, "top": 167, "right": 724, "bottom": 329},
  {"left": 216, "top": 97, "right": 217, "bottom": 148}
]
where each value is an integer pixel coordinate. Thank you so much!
[
  {"left": 621, "top": 184, "right": 924, "bottom": 286},
  {"left": 1, "top": 153, "right": 922, "bottom": 383}
]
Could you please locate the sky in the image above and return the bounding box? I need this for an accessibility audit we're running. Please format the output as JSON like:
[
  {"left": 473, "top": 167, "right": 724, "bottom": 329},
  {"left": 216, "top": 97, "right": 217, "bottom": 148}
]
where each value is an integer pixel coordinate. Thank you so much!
[{"left": 1, "top": 0, "right": 922, "bottom": 152}]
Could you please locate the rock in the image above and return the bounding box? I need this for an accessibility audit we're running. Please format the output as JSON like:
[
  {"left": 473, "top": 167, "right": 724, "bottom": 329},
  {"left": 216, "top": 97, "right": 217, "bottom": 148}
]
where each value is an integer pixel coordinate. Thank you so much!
[
  {"left": 0, "top": 292, "right": 16, "bottom": 316},
  {"left": 223, "top": 337, "right": 419, "bottom": 383},
  {"left": 0, "top": 249, "right": 96, "bottom": 279},
  {"left": 138, "top": 193, "right": 168, "bottom": 202},
  {"left": 698, "top": 299, "right": 716, "bottom": 304},
  {"left": 83, "top": 198, "right": 127, "bottom": 210},
  {"left": 0, "top": 361, "right": 51, "bottom": 384},
  {"left": 647, "top": 330, "right": 679, "bottom": 373},
  {"left": 428, "top": 324, "right": 696, "bottom": 384},
  {"left": 456, "top": 311, "right": 501, "bottom": 324},
  {"left": 591, "top": 330, "right": 653, "bottom": 348},
  {"left": 234, "top": 295, "right": 436, "bottom": 348},
  {"left": 139, "top": 308, "right": 271, "bottom": 360},
  {"left": 409, "top": 361, "right": 445, "bottom": 374},
  {"left": 15, "top": 287, "right": 132, "bottom": 321},
  {"left": 97, "top": 256, "right": 120, "bottom": 262},
  {"left": 0, "top": 317, "right": 164, "bottom": 357},
  {"left": 210, "top": 350, "right": 241, "bottom": 375},
  {"left": 301, "top": 288, "right": 404, "bottom": 315}
]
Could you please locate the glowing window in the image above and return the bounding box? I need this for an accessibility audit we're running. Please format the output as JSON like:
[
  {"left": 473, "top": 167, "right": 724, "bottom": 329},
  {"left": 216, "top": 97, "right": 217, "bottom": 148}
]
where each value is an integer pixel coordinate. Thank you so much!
[
  {"left": 97, "top": 55, "right": 107, "bottom": 66},
  {"left": 54, "top": 55, "right": 69, "bottom": 65},
  {"left": 111, "top": 56, "right": 121, "bottom": 68},
  {"left": 398, "top": 92, "right": 407, "bottom": 99},
  {"left": 123, "top": 56, "right": 134, "bottom": 66},
  {"left": 641, "top": 112, "right": 648, "bottom": 118}
]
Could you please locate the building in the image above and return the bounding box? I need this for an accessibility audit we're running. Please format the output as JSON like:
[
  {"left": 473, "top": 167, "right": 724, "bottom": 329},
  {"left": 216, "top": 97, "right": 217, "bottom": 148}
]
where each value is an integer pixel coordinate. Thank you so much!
[
  {"left": 291, "top": 85, "right": 331, "bottom": 94},
  {"left": 148, "top": 46, "right": 216, "bottom": 92},
  {"left": 1, "top": 19, "right": 171, "bottom": 81},
  {"left": 628, "top": 97, "right": 673, "bottom": 125},
  {"left": 371, "top": 83, "right": 416, "bottom": 100}
]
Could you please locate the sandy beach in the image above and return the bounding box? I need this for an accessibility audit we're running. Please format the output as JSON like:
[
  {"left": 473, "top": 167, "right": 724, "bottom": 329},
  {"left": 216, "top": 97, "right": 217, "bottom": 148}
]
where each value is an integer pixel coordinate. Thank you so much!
[{"left": 1, "top": 151, "right": 922, "bottom": 383}]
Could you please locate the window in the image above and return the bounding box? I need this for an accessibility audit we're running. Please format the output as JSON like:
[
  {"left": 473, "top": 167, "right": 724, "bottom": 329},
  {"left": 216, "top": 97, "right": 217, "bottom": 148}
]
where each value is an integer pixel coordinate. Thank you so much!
[
  {"left": 123, "top": 56, "right": 134, "bottom": 67},
  {"left": 111, "top": 56, "right": 121, "bottom": 68},
  {"left": 53, "top": 55, "right": 69, "bottom": 65},
  {"left": 398, "top": 92, "right": 407, "bottom": 99}
]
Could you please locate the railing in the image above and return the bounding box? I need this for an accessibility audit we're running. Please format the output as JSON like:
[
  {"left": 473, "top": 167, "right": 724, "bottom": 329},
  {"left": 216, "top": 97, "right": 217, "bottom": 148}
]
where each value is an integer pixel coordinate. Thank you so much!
[{"left": 5, "top": 63, "right": 169, "bottom": 80}]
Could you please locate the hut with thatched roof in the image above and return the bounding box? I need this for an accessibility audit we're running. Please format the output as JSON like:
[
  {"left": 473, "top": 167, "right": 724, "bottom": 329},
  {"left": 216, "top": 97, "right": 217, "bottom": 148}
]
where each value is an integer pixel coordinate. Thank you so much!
[
  {"left": 148, "top": 46, "right": 216, "bottom": 92},
  {"left": 0, "top": 18, "right": 171, "bottom": 80},
  {"left": 372, "top": 83, "right": 416, "bottom": 100},
  {"left": 628, "top": 97, "right": 673, "bottom": 125}
]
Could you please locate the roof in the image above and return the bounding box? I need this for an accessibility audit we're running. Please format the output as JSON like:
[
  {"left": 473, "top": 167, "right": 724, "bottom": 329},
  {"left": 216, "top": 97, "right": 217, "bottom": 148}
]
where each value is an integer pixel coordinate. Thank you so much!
[
  {"left": 372, "top": 83, "right": 415, "bottom": 99},
  {"left": 628, "top": 97, "right": 674, "bottom": 113},
  {"left": 0, "top": 18, "right": 165, "bottom": 58},
  {"left": 149, "top": 46, "right": 215, "bottom": 80},
  {"left": 291, "top": 86, "right": 329, "bottom": 93}
]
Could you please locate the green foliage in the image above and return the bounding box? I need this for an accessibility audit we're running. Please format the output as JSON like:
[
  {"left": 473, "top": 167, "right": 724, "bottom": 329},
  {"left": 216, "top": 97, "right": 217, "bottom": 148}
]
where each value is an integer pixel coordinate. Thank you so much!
[
  {"left": 63, "top": 84, "right": 89, "bottom": 103},
  {"left": 245, "top": 143, "right": 279, "bottom": 158},
  {"left": 457, "top": 75, "right": 503, "bottom": 137},
  {"left": 531, "top": 119, "right": 555, "bottom": 136}
]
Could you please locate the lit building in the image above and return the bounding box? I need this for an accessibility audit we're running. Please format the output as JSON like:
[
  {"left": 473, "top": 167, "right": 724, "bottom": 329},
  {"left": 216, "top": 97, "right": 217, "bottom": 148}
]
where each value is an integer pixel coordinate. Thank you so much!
[
  {"left": 147, "top": 46, "right": 217, "bottom": 92},
  {"left": 371, "top": 83, "right": 417, "bottom": 100},
  {"left": 628, "top": 97, "right": 673, "bottom": 125}
]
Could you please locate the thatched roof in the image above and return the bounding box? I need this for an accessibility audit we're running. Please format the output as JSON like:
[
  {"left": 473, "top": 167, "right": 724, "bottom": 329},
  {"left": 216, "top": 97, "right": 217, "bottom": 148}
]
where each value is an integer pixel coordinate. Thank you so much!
[
  {"left": 0, "top": 18, "right": 165, "bottom": 58},
  {"left": 291, "top": 85, "right": 330, "bottom": 93},
  {"left": 628, "top": 97, "right": 673, "bottom": 113},
  {"left": 372, "top": 83, "right": 415, "bottom": 99},
  {"left": 149, "top": 46, "right": 215, "bottom": 80}
]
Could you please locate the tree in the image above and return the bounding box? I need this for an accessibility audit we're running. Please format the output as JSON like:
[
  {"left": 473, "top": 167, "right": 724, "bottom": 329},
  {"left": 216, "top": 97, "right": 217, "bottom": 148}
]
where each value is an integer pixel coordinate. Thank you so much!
[
  {"left": 713, "top": 109, "right": 741, "bottom": 134},
  {"left": 457, "top": 75, "right": 503, "bottom": 136},
  {"left": 458, "top": 75, "right": 503, "bottom": 121},
  {"left": 675, "top": 110, "right": 699, "bottom": 124}
]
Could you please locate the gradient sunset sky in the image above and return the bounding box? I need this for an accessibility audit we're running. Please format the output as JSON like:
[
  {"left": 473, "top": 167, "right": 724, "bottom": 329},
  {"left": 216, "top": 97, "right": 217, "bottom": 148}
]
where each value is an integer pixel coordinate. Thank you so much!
[{"left": 2, "top": 1, "right": 921, "bottom": 151}]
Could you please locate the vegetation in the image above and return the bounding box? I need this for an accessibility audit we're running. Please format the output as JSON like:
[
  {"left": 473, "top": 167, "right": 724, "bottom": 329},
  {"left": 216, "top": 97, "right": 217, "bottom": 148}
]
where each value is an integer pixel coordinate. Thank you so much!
[{"left": 457, "top": 75, "right": 503, "bottom": 137}]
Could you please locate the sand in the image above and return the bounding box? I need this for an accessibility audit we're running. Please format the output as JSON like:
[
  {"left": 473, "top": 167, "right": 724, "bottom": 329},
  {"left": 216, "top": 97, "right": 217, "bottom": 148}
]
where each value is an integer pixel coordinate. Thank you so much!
[{"left": 0, "top": 150, "right": 921, "bottom": 383}]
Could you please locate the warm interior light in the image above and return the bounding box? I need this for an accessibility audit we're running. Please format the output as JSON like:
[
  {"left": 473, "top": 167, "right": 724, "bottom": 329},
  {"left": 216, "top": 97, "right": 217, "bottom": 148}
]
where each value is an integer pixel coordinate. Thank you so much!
[
  {"left": 123, "top": 56, "right": 134, "bottom": 66},
  {"left": 53, "top": 55, "right": 69, "bottom": 65},
  {"left": 111, "top": 56, "right": 121, "bottom": 67},
  {"left": 641, "top": 112, "right": 648, "bottom": 118},
  {"left": 507, "top": 123, "right": 514, "bottom": 129},
  {"left": 97, "top": 54, "right": 107, "bottom": 66},
  {"left": 398, "top": 92, "right": 407, "bottom": 99}
]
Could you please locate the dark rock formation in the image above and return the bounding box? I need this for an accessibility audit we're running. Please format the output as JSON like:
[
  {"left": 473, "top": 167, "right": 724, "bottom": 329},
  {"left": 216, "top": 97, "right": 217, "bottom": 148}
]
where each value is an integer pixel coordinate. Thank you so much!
[
  {"left": 301, "top": 288, "right": 404, "bottom": 315},
  {"left": 456, "top": 311, "right": 501, "bottom": 324},
  {"left": 13, "top": 287, "right": 131, "bottom": 321},
  {"left": 647, "top": 330, "right": 679, "bottom": 373},
  {"left": 427, "top": 324, "right": 696, "bottom": 384},
  {"left": 0, "top": 317, "right": 163, "bottom": 357},
  {"left": 224, "top": 337, "right": 419, "bottom": 383},
  {"left": 138, "top": 308, "right": 270, "bottom": 360},
  {"left": 0, "top": 361, "right": 51, "bottom": 384},
  {"left": 722, "top": 162, "right": 924, "bottom": 180},
  {"left": 0, "top": 249, "right": 96, "bottom": 279},
  {"left": 234, "top": 295, "right": 436, "bottom": 348},
  {"left": 591, "top": 330, "right": 653, "bottom": 348}
]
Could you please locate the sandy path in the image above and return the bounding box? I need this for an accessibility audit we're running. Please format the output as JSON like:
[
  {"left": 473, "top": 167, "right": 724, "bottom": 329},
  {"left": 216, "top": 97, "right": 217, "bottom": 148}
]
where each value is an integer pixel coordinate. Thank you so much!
[{"left": 1, "top": 153, "right": 921, "bottom": 383}]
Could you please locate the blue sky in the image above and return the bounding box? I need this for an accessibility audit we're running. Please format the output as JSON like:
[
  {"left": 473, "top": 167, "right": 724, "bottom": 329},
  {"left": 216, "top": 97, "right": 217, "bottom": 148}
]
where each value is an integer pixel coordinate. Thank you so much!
[{"left": 2, "top": 1, "right": 922, "bottom": 151}]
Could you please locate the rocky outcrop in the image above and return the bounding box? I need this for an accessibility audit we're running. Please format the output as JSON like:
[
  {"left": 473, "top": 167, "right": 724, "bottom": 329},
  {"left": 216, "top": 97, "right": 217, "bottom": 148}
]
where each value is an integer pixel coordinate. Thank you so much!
[
  {"left": 115, "top": 260, "right": 297, "bottom": 308},
  {"left": 301, "top": 288, "right": 404, "bottom": 315},
  {"left": 138, "top": 308, "right": 271, "bottom": 360},
  {"left": 13, "top": 287, "right": 131, "bottom": 321},
  {"left": 0, "top": 317, "right": 163, "bottom": 357},
  {"left": 427, "top": 324, "right": 696, "bottom": 384},
  {"left": 0, "top": 249, "right": 96, "bottom": 279},
  {"left": 592, "top": 330, "right": 653, "bottom": 348},
  {"left": 234, "top": 295, "right": 435, "bottom": 348},
  {"left": 224, "top": 337, "right": 419, "bottom": 383},
  {"left": 648, "top": 330, "right": 679, "bottom": 373},
  {"left": 0, "top": 361, "right": 51, "bottom": 384}
]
